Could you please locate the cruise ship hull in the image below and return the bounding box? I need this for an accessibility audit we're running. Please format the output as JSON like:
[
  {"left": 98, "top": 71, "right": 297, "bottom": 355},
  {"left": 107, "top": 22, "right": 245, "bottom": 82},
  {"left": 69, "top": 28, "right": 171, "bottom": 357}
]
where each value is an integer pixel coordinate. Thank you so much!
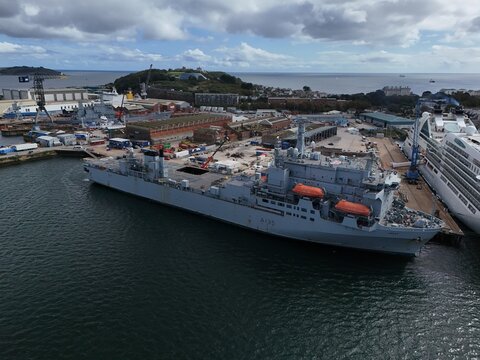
[
  {"left": 420, "top": 165, "right": 480, "bottom": 233},
  {"left": 403, "top": 113, "right": 480, "bottom": 234},
  {"left": 87, "top": 167, "right": 437, "bottom": 256}
]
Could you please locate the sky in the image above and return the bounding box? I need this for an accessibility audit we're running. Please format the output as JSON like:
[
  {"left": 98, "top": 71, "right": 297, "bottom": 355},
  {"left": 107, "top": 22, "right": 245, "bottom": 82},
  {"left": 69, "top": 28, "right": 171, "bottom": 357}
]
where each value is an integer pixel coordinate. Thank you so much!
[{"left": 1, "top": 0, "right": 480, "bottom": 73}]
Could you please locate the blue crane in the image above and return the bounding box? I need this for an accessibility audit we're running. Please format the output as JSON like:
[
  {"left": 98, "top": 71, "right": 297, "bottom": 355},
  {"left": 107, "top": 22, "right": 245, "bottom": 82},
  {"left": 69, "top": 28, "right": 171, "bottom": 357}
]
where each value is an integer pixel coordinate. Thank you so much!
[
  {"left": 405, "top": 93, "right": 460, "bottom": 183},
  {"left": 405, "top": 101, "right": 422, "bottom": 183}
]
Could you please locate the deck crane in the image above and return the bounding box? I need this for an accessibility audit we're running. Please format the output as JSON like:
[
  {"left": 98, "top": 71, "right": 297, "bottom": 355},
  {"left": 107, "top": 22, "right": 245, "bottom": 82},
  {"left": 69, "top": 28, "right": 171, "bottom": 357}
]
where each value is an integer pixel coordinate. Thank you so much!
[
  {"left": 140, "top": 64, "right": 153, "bottom": 99},
  {"left": 201, "top": 133, "right": 229, "bottom": 169}
]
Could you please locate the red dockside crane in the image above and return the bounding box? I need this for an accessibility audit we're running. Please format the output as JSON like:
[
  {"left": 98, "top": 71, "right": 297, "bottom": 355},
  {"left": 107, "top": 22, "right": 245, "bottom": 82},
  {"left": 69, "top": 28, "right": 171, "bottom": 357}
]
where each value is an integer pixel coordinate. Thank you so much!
[{"left": 201, "top": 134, "right": 229, "bottom": 169}]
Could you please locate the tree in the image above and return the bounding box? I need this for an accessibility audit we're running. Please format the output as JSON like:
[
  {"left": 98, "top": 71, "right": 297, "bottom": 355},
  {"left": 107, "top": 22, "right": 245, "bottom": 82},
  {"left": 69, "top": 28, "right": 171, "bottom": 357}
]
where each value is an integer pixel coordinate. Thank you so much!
[{"left": 303, "top": 85, "right": 311, "bottom": 92}]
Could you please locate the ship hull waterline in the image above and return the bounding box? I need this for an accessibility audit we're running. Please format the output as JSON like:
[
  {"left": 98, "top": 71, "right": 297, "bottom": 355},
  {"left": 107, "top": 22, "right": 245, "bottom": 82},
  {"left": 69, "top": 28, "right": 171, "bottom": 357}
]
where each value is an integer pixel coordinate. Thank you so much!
[{"left": 86, "top": 167, "right": 437, "bottom": 256}]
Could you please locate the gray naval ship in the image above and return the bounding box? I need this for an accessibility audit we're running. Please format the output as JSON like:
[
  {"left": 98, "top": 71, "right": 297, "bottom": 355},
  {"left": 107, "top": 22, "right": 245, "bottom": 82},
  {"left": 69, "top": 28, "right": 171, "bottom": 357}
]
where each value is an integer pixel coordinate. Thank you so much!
[{"left": 84, "top": 141, "right": 443, "bottom": 256}]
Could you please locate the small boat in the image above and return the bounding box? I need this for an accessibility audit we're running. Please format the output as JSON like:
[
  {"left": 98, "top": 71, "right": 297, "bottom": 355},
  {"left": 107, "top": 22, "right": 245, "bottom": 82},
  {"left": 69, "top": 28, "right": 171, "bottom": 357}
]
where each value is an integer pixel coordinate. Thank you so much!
[
  {"left": 292, "top": 183, "right": 325, "bottom": 198},
  {"left": 399, "top": 74, "right": 406, "bottom": 77},
  {"left": 429, "top": 79, "right": 435, "bottom": 83},
  {"left": 335, "top": 200, "right": 371, "bottom": 217}
]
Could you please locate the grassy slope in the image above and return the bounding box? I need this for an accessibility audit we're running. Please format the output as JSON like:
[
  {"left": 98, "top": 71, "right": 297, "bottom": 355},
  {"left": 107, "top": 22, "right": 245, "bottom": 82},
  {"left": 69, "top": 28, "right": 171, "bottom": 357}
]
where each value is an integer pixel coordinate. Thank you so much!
[{"left": 113, "top": 68, "right": 254, "bottom": 96}]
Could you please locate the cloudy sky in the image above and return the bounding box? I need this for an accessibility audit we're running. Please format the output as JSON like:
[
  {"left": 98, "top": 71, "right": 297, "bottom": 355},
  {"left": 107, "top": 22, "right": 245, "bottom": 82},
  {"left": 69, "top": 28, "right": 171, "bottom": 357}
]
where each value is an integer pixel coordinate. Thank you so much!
[{"left": 1, "top": 0, "right": 480, "bottom": 72}]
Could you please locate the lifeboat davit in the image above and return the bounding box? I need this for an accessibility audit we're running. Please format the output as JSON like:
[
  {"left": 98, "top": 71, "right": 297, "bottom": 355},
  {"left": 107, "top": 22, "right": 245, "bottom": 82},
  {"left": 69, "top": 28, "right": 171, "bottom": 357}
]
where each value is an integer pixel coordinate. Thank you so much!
[
  {"left": 335, "top": 200, "right": 371, "bottom": 217},
  {"left": 292, "top": 183, "right": 325, "bottom": 198}
]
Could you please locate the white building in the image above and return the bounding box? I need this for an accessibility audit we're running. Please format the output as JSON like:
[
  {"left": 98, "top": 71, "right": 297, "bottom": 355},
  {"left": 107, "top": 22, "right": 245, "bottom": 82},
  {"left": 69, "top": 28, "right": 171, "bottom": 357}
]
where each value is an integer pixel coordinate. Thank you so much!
[{"left": 382, "top": 86, "right": 412, "bottom": 96}]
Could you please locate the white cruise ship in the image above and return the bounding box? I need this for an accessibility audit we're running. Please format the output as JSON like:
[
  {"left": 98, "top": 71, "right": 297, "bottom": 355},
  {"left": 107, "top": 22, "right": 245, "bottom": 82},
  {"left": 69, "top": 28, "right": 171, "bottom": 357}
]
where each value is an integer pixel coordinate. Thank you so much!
[{"left": 403, "top": 110, "right": 480, "bottom": 233}]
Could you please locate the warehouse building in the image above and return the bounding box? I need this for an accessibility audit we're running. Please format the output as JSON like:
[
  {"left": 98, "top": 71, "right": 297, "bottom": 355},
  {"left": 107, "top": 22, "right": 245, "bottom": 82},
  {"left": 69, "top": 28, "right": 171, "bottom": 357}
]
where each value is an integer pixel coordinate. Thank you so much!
[
  {"left": 195, "top": 93, "right": 239, "bottom": 107},
  {"left": 126, "top": 113, "right": 231, "bottom": 143},
  {"left": 2, "top": 88, "right": 89, "bottom": 102},
  {"left": 262, "top": 125, "right": 337, "bottom": 148},
  {"left": 358, "top": 112, "right": 414, "bottom": 129}
]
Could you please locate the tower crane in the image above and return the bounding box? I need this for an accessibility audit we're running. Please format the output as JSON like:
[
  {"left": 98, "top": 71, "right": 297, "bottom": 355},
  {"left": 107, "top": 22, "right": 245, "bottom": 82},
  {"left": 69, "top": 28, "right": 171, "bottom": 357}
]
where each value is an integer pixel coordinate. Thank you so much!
[
  {"left": 140, "top": 64, "right": 153, "bottom": 99},
  {"left": 18, "top": 73, "right": 62, "bottom": 126},
  {"left": 405, "top": 102, "right": 421, "bottom": 183}
]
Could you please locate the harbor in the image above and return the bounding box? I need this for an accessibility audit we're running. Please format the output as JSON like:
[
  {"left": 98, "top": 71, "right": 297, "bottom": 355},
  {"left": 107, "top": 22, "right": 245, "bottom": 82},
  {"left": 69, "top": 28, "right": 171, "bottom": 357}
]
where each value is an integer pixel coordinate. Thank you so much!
[
  {"left": 3, "top": 1, "right": 480, "bottom": 356},
  {"left": 0, "top": 111, "right": 469, "bottom": 245},
  {"left": 1, "top": 71, "right": 479, "bottom": 359}
]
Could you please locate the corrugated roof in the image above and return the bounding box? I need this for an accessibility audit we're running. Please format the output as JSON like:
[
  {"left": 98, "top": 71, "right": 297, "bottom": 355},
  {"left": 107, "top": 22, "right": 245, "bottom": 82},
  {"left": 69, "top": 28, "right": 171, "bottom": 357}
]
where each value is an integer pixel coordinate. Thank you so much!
[{"left": 360, "top": 112, "right": 414, "bottom": 124}]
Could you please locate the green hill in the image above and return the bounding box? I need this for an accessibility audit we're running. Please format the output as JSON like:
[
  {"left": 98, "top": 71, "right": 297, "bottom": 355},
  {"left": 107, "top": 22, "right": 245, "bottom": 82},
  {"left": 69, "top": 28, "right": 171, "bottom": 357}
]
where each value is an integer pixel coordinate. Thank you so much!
[
  {"left": 0, "top": 66, "right": 61, "bottom": 76},
  {"left": 113, "top": 68, "right": 255, "bottom": 95}
]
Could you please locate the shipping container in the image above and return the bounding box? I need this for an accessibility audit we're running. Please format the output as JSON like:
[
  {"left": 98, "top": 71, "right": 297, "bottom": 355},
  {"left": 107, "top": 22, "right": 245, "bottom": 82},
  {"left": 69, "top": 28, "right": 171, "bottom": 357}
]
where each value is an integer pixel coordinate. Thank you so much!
[
  {"left": 109, "top": 138, "right": 131, "bottom": 149},
  {"left": 131, "top": 139, "right": 150, "bottom": 147},
  {"left": 0, "top": 147, "right": 14, "bottom": 155},
  {"left": 12, "top": 143, "right": 38, "bottom": 152}
]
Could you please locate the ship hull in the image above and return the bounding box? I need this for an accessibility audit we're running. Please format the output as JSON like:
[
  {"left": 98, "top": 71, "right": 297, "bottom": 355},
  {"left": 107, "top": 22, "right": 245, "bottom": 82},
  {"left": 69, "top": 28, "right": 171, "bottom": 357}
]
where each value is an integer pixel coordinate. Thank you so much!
[
  {"left": 403, "top": 138, "right": 480, "bottom": 234},
  {"left": 420, "top": 166, "right": 480, "bottom": 233},
  {"left": 87, "top": 167, "right": 438, "bottom": 256}
]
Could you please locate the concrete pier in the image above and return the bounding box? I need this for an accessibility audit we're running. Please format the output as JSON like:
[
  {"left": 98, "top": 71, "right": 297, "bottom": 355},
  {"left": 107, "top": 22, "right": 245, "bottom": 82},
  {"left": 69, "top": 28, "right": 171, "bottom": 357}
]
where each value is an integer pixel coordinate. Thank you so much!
[{"left": 375, "top": 137, "right": 464, "bottom": 242}]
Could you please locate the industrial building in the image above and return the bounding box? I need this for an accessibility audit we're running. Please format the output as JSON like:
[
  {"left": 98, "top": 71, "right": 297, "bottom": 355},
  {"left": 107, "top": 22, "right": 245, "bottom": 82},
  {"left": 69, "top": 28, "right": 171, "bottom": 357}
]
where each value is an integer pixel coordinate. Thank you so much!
[
  {"left": 147, "top": 88, "right": 195, "bottom": 103},
  {"left": 193, "top": 126, "right": 225, "bottom": 145},
  {"left": 261, "top": 125, "right": 337, "bottom": 148},
  {"left": 227, "top": 116, "right": 291, "bottom": 140},
  {"left": 358, "top": 112, "right": 414, "bottom": 129},
  {"left": 294, "top": 113, "right": 349, "bottom": 127},
  {"left": 382, "top": 86, "right": 412, "bottom": 96},
  {"left": 37, "top": 136, "right": 61, "bottom": 147},
  {"left": 2, "top": 88, "right": 89, "bottom": 102},
  {"left": 57, "top": 133, "right": 77, "bottom": 146},
  {"left": 195, "top": 93, "right": 239, "bottom": 107},
  {"left": 125, "top": 98, "right": 191, "bottom": 112},
  {"left": 267, "top": 97, "right": 341, "bottom": 108},
  {"left": 126, "top": 113, "right": 231, "bottom": 143}
]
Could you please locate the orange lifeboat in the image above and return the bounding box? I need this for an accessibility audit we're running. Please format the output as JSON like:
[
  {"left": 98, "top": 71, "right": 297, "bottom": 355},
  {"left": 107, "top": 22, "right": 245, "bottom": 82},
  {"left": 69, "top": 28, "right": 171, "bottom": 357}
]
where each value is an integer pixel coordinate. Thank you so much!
[
  {"left": 335, "top": 200, "right": 371, "bottom": 217},
  {"left": 292, "top": 183, "right": 325, "bottom": 198}
]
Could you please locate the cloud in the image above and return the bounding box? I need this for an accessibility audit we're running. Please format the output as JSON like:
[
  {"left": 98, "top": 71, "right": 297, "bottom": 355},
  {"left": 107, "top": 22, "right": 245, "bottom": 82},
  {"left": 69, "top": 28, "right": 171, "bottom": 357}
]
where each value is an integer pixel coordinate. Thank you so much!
[
  {"left": 1, "top": 1, "right": 480, "bottom": 71},
  {"left": 214, "top": 42, "right": 295, "bottom": 68},
  {"left": 99, "top": 46, "right": 163, "bottom": 62},
  {"left": 181, "top": 48, "right": 212, "bottom": 62},
  {"left": 0, "top": 0, "right": 476, "bottom": 47},
  {"left": 0, "top": 0, "right": 20, "bottom": 18},
  {"left": 0, "top": 41, "right": 46, "bottom": 54}
]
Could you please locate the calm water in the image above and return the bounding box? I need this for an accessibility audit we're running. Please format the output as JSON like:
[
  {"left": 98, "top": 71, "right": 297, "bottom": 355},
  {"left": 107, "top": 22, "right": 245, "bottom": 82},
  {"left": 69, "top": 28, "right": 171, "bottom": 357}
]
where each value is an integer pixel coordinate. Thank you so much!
[
  {"left": 0, "top": 135, "right": 24, "bottom": 147},
  {"left": 232, "top": 72, "right": 480, "bottom": 95},
  {"left": 1, "top": 158, "right": 480, "bottom": 359},
  {"left": 2, "top": 71, "right": 480, "bottom": 95},
  {"left": 0, "top": 70, "right": 131, "bottom": 90}
]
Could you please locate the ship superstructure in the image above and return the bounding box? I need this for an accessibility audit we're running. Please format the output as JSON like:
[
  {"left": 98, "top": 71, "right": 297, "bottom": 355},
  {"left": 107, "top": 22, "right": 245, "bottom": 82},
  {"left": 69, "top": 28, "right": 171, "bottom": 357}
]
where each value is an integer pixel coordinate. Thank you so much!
[
  {"left": 403, "top": 110, "right": 480, "bottom": 233},
  {"left": 84, "top": 142, "right": 442, "bottom": 256}
]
